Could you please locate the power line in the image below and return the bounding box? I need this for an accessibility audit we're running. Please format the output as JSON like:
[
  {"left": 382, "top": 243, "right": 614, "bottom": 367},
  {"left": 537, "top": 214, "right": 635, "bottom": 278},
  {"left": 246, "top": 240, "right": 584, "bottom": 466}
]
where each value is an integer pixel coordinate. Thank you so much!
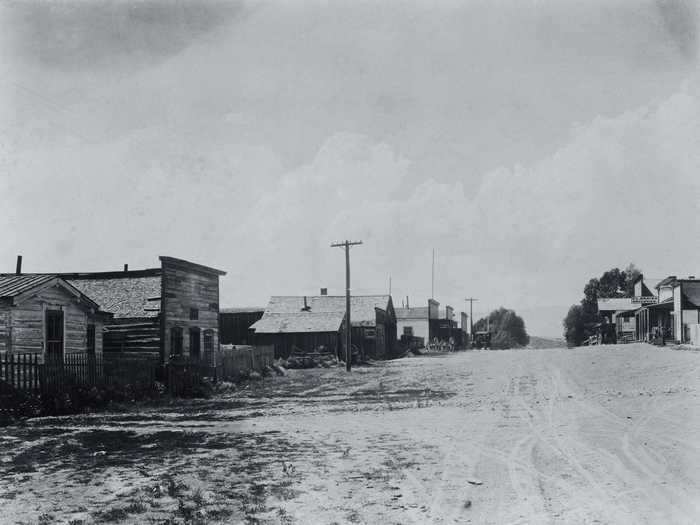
[{"left": 331, "top": 240, "right": 363, "bottom": 372}]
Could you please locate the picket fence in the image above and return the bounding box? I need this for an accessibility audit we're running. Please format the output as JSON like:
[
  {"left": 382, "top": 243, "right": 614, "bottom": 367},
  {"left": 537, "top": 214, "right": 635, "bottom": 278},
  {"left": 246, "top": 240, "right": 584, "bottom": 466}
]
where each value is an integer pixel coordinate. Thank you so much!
[{"left": 0, "top": 352, "right": 160, "bottom": 394}]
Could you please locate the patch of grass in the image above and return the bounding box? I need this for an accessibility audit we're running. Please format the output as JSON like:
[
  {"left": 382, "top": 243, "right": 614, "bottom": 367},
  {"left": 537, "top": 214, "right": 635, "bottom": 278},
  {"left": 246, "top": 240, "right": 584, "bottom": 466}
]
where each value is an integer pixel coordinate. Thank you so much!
[
  {"left": 37, "top": 514, "right": 55, "bottom": 525},
  {"left": 93, "top": 506, "right": 129, "bottom": 523}
]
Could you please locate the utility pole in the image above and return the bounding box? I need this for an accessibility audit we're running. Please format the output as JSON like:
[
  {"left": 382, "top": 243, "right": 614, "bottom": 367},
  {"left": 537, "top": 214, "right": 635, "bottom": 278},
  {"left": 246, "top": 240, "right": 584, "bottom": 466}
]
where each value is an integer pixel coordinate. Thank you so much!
[
  {"left": 431, "top": 248, "right": 435, "bottom": 299},
  {"left": 465, "top": 297, "right": 478, "bottom": 337},
  {"left": 331, "top": 240, "right": 363, "bottom": 371}
]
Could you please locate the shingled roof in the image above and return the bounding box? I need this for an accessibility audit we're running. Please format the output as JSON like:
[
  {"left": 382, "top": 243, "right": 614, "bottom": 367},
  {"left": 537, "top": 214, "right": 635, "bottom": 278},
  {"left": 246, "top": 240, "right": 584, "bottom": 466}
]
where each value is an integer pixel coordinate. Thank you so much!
[
  {"left": 250, "top": 311, "right": 345, "bottom": 334},
  {"left": 67, "top": 275, "right": 162, "bottom": 319},
  {"left": 264, "top": 295, "right": 391, "bottom": 327}
]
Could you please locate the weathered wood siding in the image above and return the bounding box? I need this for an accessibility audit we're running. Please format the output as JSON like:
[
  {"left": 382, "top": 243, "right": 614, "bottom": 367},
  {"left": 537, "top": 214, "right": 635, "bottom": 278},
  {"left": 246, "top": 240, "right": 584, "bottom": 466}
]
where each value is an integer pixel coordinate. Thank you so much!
[
  {"left": 103, "top": 318, "right": 160, "bottom": 357},
  {"left": 254, "top": 331, "right": 341, "bottom": 359},
  {"left": 0, "top": 306, "right": 10, "bottom": 353},
  {"left": 0, "top": 284, "right": 104, "bottom": 357},
  {"left": 161, "top": 261, "right": 220, "bottom": 362},
  {"left": 220, "top": 311, "right": 263, "bottom": 345}
]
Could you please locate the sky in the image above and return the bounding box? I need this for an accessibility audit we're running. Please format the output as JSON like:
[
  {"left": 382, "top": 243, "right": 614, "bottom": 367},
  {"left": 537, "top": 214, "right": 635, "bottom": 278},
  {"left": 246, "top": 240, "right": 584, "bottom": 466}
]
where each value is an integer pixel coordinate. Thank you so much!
[{"left": 1, "top": 0, "right": 699, "bottom": 337}]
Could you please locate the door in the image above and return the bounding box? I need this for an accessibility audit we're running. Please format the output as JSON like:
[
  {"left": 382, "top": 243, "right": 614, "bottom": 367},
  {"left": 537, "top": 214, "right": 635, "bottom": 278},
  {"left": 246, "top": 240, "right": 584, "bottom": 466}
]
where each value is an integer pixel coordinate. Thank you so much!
[
  {"left": 46, "top": 309, "right": 64, "bottom": 360},
  {"left": 189, "top": 327, "right": 201, "bottom": 360}
]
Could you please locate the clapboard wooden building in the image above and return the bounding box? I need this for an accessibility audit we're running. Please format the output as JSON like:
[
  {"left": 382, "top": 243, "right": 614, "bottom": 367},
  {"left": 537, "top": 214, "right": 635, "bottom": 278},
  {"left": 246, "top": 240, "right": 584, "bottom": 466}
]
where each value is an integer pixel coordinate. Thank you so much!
[
  {"left": 4, "top": 256, "right": 226, "bottom": 365},
  {"left": 62, "top": 256, "right": 226, "bottom": 365},
  {"left": 0, "top": 274, "right": 113, "bottom": 359}
]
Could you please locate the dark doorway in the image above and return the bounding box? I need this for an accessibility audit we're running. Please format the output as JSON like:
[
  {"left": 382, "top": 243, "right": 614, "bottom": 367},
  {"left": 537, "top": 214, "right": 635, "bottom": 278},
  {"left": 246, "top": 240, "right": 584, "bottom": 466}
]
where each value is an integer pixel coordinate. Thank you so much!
[
  {"left": 87, "top": 324, "right": 96, "bottom": 355},
  {"left": 203, "top": 330, "right": 213, "bottom": 364},
  {"left": 171, "top": 326, "right": 183, "bottom": 357},
  {"left": 189, "top": 327, "right": 201, "bottom": 359},
  {"left": 46, "top": 309, "right": 64, "bottom": 360}
]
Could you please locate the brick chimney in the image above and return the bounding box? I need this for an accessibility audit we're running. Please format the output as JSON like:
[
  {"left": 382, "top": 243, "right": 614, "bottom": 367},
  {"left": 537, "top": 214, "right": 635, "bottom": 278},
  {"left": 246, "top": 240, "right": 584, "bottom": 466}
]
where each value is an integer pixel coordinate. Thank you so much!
[{"left": 320, "top": 288, "right": 328, "bottom": 296}]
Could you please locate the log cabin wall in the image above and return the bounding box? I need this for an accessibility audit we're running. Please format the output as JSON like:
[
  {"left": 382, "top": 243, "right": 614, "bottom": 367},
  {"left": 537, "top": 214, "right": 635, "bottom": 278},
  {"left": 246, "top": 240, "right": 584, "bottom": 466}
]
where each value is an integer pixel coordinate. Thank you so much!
[
  {"left": 103, "top": 317, "right": 160, "bottom": 357},
  {"left": 161, "top": 259, "right": 222, "bottom": 363},
  {"left": 0, "top": 284, "right": 104, "bottom": 358},
  {"left": 0, "top": 307, "right": 9, "bottom": 353}
]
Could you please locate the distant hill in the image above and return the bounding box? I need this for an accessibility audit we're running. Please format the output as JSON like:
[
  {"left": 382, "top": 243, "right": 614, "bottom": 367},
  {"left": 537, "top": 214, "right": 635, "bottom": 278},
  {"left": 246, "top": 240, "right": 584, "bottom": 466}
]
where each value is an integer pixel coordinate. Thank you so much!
[{"left": 527, "top": 336, "right": 566, "bottom": 349}]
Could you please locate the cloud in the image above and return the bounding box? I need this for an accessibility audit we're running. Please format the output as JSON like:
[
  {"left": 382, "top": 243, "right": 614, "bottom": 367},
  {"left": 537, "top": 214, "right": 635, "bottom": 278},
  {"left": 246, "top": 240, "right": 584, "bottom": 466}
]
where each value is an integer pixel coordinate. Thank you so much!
[
  {"left": 3, "top": 0, "right": 249, "bottom": 71},
  {"left": 657, "top": 0, "right": 699, "bottom": 60},
  {"left": 221, "top": 76, "right": 700, "bottom": 336}
]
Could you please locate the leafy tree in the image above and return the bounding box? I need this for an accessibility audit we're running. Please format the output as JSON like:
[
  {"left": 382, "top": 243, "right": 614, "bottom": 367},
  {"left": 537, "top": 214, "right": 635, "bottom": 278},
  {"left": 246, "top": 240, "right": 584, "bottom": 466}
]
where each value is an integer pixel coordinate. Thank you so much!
[
  {"left": 563, "top": 263, "right": 641, "bottom": 346},
  {"left": 563, "top": 304, "right": 587, "bottom": 346},
  {"left": 474, "top": 307, "right": 529, "bottom": 349}
]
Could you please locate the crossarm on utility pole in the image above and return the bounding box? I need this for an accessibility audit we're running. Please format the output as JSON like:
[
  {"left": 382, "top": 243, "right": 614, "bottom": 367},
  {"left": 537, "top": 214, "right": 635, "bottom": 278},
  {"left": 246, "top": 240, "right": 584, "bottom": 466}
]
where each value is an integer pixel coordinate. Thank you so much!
[{"left": 331, "top": 240, "right": 363, "bottom": 371}]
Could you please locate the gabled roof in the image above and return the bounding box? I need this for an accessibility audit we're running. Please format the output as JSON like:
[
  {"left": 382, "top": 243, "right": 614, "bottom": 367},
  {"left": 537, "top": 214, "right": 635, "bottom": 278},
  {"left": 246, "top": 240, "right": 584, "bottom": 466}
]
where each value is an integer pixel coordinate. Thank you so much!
[
  {"left": 0, "top": 274, "right": 103, "bottom": 312},
  {"left": 264, "top": 295, "right": 392, "bottom": 327},
  {"left": 250, "top": 311, "right": 345, "bottom": 334},
  {"left": 0, "top": 274, "right": 57, "bottom": 298},
  {"left": 395, "top": 306, "right": 429, "bottom": 320},
  {"left": 68, "top": 276, "right": 161, "bottom": 319},
  {"left": 656, "top": 276, "right": 678, "bottom": 289}
]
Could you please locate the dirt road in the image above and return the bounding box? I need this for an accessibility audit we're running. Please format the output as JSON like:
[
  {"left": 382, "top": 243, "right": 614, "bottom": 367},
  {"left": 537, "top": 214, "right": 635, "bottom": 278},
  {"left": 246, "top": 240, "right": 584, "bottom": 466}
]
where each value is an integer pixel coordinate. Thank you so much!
[{"left": 1, "top": 344, "right": 699, "bottom": 524}]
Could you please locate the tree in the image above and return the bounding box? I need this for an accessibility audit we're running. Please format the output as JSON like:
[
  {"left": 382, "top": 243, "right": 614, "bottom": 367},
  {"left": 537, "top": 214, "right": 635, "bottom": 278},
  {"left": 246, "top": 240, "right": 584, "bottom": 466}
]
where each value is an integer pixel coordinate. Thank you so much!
[
  {"left": 474, "top": 307, "right": 529, "bottom": 349},
  {"left": 563, "top": 263, "right": 642, "bottom": 346},
  {"left": 563, "top": 304, "right": 587, "bottom": 347}
]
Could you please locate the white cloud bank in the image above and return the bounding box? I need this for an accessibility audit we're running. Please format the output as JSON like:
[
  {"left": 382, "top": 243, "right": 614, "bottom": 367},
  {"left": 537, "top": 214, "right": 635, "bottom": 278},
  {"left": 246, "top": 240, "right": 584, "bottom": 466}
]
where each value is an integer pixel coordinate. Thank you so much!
[
  {"left": 1, "top": 77, "right": 698, "bottom": 337},
  {"left": 225, "top": 77, "right": 700, "bottom": 336}
]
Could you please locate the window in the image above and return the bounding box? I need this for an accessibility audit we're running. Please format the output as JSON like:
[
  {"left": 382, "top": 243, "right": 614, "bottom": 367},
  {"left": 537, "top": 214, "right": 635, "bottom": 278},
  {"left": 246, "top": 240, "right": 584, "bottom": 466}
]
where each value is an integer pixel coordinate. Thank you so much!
[
  {"left": 190, "top": 308, "right": 199, "bottom": 320},
  {"left": 171, "top": 326, "right": 183, "bottom": 356},
  {"left": 403, "top": 326, "right": 414, "bottom": 337},
  {"left": 87, "top": 324, "right": 96, "bottom": 355}
]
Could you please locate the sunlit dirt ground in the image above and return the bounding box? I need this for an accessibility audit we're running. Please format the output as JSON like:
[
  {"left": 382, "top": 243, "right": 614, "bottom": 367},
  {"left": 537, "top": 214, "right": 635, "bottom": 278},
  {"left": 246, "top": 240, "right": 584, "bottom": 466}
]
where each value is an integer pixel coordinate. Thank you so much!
[{"left": 1, "top": 343, "right": 699, "bottom": 524}]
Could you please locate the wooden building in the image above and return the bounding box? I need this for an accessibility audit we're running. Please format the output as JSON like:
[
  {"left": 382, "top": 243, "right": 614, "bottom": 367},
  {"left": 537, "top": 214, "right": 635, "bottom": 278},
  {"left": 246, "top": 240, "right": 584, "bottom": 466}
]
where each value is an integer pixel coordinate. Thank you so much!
[
  {"left": 396, "top": 299, "right": 440, "bottom": 346},
  {"left": 64, "top": 257, "right": 226, "bottom": 364},
  {"left": 250, "top": 310, "right": 346, "bottom": 359},
  {"left": 38, "top": 256, "right": 226, "bottom": 365},
  {"left": 0, "top": 274, "right": 112, "bottom": 359},
  {"left": 252, "top": 294, "right": 397, "bottom": 360},
  {"left": 219, "top": 307, "right": 264, "bottom": 345}
]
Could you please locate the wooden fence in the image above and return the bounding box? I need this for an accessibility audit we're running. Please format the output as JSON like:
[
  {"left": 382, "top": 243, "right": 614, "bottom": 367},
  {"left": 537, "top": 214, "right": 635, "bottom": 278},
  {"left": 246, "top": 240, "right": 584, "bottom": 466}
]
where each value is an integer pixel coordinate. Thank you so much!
[
  {"left": 0, "top": 353, "right": 160, "bottom": 394},
  {"left": 218, "top": 345, "right": 275, "bottom": 380}
]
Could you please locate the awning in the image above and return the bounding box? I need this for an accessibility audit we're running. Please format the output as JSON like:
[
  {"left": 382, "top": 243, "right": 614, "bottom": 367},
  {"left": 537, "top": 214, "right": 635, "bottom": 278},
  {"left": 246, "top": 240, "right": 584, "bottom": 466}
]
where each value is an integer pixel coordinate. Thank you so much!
[{"left": 646, "top": 299, "right": 674, "bottom": 310}]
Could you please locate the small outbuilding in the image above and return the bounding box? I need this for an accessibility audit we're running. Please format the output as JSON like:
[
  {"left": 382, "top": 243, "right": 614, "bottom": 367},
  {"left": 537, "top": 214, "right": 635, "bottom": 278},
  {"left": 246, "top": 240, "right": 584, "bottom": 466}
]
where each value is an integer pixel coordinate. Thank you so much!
[
  {"left": 0, "top": 274, "right": 112, "bottom": 359},
  {"left": 252, "top": 294, "right": 397, "bottom": 360}
]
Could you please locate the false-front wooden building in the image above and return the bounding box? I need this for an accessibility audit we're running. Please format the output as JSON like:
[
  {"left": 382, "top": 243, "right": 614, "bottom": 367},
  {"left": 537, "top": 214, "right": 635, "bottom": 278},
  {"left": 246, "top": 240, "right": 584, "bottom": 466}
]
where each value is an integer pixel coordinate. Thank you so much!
[
  {"left": 59, "top": 256, "right": 226, "bottom": 364},
  {"left": 0, "top": 274, "right": 112, "bottom": 359}
]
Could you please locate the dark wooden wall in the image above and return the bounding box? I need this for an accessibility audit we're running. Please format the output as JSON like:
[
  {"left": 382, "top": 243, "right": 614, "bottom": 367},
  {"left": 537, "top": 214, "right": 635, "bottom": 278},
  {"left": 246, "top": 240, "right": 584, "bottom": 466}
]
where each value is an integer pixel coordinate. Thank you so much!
[
  {"left": 220, "top": 311, "right": 263, "bottom": 345},
  {"left": 254, "top": 331, "right": 340, "bottom": 359}
]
